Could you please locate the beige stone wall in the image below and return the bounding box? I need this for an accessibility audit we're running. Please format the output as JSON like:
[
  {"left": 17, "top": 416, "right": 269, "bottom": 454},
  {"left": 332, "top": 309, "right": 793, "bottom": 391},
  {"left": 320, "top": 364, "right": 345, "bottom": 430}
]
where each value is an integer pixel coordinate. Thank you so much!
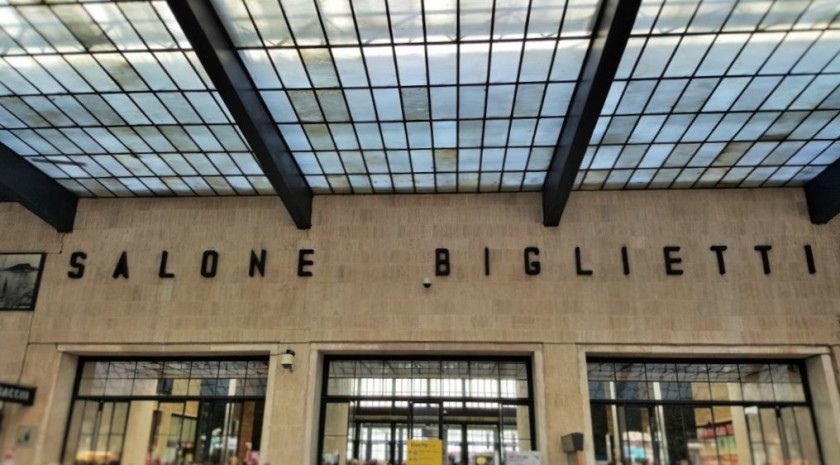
[
  {"left": 0, "top": 203, "right": 62, "bottom": 381},
  {"left": 10, "top": 188, "right": 838, "bottom": 347},
  {"left": 0, "top": 189, "right": 838, "bottom": 464}
]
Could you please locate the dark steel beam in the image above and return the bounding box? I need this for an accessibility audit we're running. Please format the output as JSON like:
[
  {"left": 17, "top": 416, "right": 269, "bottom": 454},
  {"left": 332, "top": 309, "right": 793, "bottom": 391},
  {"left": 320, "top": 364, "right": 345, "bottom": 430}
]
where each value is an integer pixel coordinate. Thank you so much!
[
  {"left": 0, "top": 142, "right": 78, "bottom": 232},
  {"left": 804, "top": 160, "right": 840, "bottom": 224},
  {"left": 542, "top": 0, "right": 641, "bottom": 226},
  {"left": 167, "top": 0, "right": 313, "bottom": 229}
]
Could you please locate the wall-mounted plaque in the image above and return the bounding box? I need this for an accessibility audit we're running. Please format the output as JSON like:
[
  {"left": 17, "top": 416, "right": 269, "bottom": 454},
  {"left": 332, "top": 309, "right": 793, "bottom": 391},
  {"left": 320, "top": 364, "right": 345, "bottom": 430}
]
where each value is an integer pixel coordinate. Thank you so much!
[
  {"left": 0, "top": 382, "right": 36, "bottom": 405},
  {"left": 0, "top": 253, "right": 46, "bottom": 311}
]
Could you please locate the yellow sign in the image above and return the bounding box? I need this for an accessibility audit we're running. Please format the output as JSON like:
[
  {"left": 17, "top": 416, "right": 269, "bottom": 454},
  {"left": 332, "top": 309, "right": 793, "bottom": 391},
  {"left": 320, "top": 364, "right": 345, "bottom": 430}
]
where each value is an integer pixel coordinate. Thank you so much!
[{"left": 407, "top": 439, "right": 443, "bottom": 465}]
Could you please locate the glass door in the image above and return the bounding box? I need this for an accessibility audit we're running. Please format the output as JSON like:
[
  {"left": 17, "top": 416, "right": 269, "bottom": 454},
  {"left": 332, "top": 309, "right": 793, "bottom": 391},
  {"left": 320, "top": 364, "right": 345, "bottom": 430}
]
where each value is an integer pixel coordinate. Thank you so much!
[
  {"left": 444, "top": 424, "right": 463, "bottom": 465},
  {"left": 410, "top": 401, "right": 443, "bottom": 440},
  {"left": 63, "top": 400, "right": 129, "bottom": 465},
  {"left": 616, "top": 405, "right": 660, "bottom": 465},
  {"left": 466, "top": 424, "right": 499, "bottom": 465},
  {"left": 395, "top": 423, "right": 410, "bottom": 465},
  {"left": 357, "top": 423, "right": 393, "bottom": 463}
]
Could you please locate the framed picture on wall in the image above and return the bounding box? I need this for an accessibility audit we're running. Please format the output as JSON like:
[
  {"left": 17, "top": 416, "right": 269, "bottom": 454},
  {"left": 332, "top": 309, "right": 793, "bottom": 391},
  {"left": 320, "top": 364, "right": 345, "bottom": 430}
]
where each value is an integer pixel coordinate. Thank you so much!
[{"left": 0, "top": 253, "right": 46, "bottom": 311}]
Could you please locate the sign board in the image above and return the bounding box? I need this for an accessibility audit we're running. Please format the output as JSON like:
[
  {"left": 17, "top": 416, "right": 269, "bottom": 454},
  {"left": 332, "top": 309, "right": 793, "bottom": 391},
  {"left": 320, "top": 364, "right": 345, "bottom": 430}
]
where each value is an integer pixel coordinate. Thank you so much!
[
  {"left": 0, "top": 382, "right": 35, "bottom": 406},
  {"left": 407, "top": 439, "right": 443, "bottom": 465},
  {"left": 505, "top": 451, "right": 541, "bottom": 465}
]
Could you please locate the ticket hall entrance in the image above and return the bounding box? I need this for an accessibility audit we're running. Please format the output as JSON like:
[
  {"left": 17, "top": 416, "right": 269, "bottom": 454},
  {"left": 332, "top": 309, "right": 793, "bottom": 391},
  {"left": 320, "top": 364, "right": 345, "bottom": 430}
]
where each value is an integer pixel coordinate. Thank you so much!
[
  {"left": 318, "top": 357, "right": 535, "bottom": 465},
  {"left": 350, "top": 402, "right": 508, "bottom": 465}
]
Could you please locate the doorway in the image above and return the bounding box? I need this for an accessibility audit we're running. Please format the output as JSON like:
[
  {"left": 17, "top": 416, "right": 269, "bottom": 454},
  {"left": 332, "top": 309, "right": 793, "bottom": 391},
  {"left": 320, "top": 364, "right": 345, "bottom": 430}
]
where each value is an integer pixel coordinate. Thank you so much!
[{"left": 318, "top": 357, "right": 535, "bottom": 465}]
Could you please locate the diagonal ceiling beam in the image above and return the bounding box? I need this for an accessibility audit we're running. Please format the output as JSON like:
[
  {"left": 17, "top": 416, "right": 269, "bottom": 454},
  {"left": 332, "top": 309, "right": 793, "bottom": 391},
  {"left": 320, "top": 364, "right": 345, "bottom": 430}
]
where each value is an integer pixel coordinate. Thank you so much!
[
  {"left": 542, "top": 0, "right": 641, "bottom": 226},
  {"left": 0, "top": 142, "right": 78, "bottom": 232},
  {"left": 804, "top": 160, "right": 840, "bottom": 224},
  {"left": 167, "top": 0, "right": 313, "bottom": 229}
]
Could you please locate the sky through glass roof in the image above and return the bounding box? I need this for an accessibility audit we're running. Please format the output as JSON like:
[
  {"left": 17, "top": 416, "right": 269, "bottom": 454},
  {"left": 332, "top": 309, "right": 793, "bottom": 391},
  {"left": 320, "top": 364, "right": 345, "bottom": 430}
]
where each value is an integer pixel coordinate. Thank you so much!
[{"left": 0, "top": 0, "right": 837, "bottom": 198}]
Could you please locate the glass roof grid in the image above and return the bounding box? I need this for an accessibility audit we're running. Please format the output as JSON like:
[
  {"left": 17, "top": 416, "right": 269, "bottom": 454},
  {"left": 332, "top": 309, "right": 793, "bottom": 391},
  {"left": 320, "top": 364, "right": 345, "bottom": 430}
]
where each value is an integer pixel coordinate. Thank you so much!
[
  {"left": 10, "top": 128, "right": 54, "bottom": 155},
  {"left": 289, "top": 0, "right": 400, "bottom": 193},
  {"left": 762, "top": 165, "right": 803, "bottom": 187},
  {"left": 587, "top": 0, "right": 840, "bottom": 191},
  {"left": 610, "top": 145, "right": 648, "bottom": 190},
  {"left": 475, "top": 0, "right": 504, "bottom": 193},
  {"left": 787, "top": 165, "right": 826, "bottom": 186},
  {"left": 55, "top": 178, "right": 93, "bottom": 197},
  {"left": 11, "top": 0, "right": 837, "bottom": 196},
  {"left": 0, "top": 1, "right": 280, "bottom": 198},
  {"left": 210, "top": 1, "right": 594, "bottom": 194},
  {"left": 246, "top": 175, "right": 276, "bottom": 195},
  {"left": 133, "top": 176, "right": 170, "bottom": 196},
  {"left": 513, "top": 2, "right": 575, "bottom": 191},
  {"left": 451, "top": 0, "right": 467, "bottom": 192},
  {"left": 21, "top": 156, "right": 74, "bottom": 181},
  {"left": 590, "top": 0, "right": 713, "bottom": 190},
  {"left": 109, "top": 177, "right": 141, "bottom": 196},
  {"left": 499, "top": 44, "right": 556, "bottom": 190}
]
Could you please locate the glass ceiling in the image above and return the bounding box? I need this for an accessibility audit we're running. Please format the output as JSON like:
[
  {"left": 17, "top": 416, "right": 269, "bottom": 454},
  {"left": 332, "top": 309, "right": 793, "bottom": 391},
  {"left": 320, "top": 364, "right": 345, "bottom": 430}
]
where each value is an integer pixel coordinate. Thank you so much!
[
  {"left": 582, "top": 0, "right": 840, "bottom": 189},
  {"left": 213, "top": 0, "right": 598, "bottom": 193},
  {"left": 0, "top": 0, "right": 837, "bottom": 198},
  {"left": 0, "top": 0, "right": 270, "bottom": 197}
]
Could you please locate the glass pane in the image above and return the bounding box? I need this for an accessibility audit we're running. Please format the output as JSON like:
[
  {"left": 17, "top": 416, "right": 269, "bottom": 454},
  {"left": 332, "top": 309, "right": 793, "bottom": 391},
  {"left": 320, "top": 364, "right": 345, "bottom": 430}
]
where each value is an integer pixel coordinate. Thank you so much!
[
  {"left": 411, "top": 402, "right": 441, "bottom": 439},
  {"left": 195, "top": 401, "right": 244, "bottom": 464},
  {"left": 445, "top": 424, "right": 463, "bottom": 465},
  {"left": 122, "top": 400, "right": 157, "bottom": 465},
  {"left": 135, "top": 361, "right": 163, "bottom": 379},
  {"left": 361, "top": 423, "right": 393, "bottom": 463},
  {"left": 321, "top": 402, "right": 352, "bottom": 465},
  {"left": 614, "top": 363, "right": 648, "bottom": 400},
  {"left": 760, "top": 408, "right": 785, "bottom": 465},
  {"left": 81, "top": 361, "right": 110, "bottom": 380},
  {"left": 792, "top": 407, "right": 822, "bottom": 465},
  {"left": 588, "top": 361, "right": 818, "bottom": 465},
  {"left": 62, "top": 401, "right": 87, "bottom": 465},
  {"left": 692, "top": 407, "right": 719, "bottom": 465},
  {"left": 740, "top": 364, "right": 775, "bottom": 401},
  {"left": 677, "top": 363, "right": 711, "bottom": 401},
  {"left": 466, "top": 424, "right": 498, "bottom": 465},
  {"left": 780, "top": 407, "right": 804, "bottom": 464},
  {"left": 659, "top": 406, "right": 689, "bottom": 465},
  {"left": 149, "top": 402, "right": 186, "bottom": 463},
  {"left": 618, "top": 406, "right": 657, "bottom": 464},
  {"left": 591, "top": 404, "right": 619, "bottom": 465},
  {"left": 501, "top": 404, "right": 531, "bottom": 454},
  {"left": 709, "top": 405, "right": 747, "bottom": 465}
]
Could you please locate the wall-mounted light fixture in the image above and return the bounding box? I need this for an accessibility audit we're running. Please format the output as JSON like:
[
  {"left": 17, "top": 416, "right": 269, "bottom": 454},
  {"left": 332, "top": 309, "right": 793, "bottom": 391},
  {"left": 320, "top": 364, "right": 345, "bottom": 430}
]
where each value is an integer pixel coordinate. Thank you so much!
[{"left": 280, "top": 349, "right": 296, "bottom": 371}]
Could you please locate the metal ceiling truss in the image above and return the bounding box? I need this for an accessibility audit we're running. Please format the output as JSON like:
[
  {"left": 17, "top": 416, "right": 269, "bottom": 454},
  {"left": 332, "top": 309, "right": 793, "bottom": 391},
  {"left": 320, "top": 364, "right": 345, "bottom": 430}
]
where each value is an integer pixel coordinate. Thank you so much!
[
  {"left": 804, "top": 158, "right": 839, "bottom": 224},
  {"left": 0, "top": 142, "right": 78, "bottom": 232},
  {"left": 167, "top": 0, "right": 313, "bottom": 229},
  {"left": 542, "top": 0, "right": 642, "bottom": 226}
]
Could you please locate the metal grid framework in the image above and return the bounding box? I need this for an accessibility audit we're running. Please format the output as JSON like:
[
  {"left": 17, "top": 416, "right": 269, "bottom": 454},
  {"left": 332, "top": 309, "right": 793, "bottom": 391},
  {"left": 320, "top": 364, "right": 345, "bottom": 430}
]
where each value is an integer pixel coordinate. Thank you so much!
[
  {"left": 581, "top": 0, "right": 840, "bottom": 190},
  {"left": 325, "top": 358, "right": 531, "bottom": 399},
  {"left": 0, "top": 0, "right": 838, "bottom": 197},
  {"left": 587, "top": 359, "right": 809, "bottom": 403},
  {"left": 74, "top": 358, "right": 270, "bottom": 398},
  {"left": 0, "top": 0, "right": 272, "bottom": 197},
  {"left": 212, "top": 0, "right": 599, "bottom": 194}
]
